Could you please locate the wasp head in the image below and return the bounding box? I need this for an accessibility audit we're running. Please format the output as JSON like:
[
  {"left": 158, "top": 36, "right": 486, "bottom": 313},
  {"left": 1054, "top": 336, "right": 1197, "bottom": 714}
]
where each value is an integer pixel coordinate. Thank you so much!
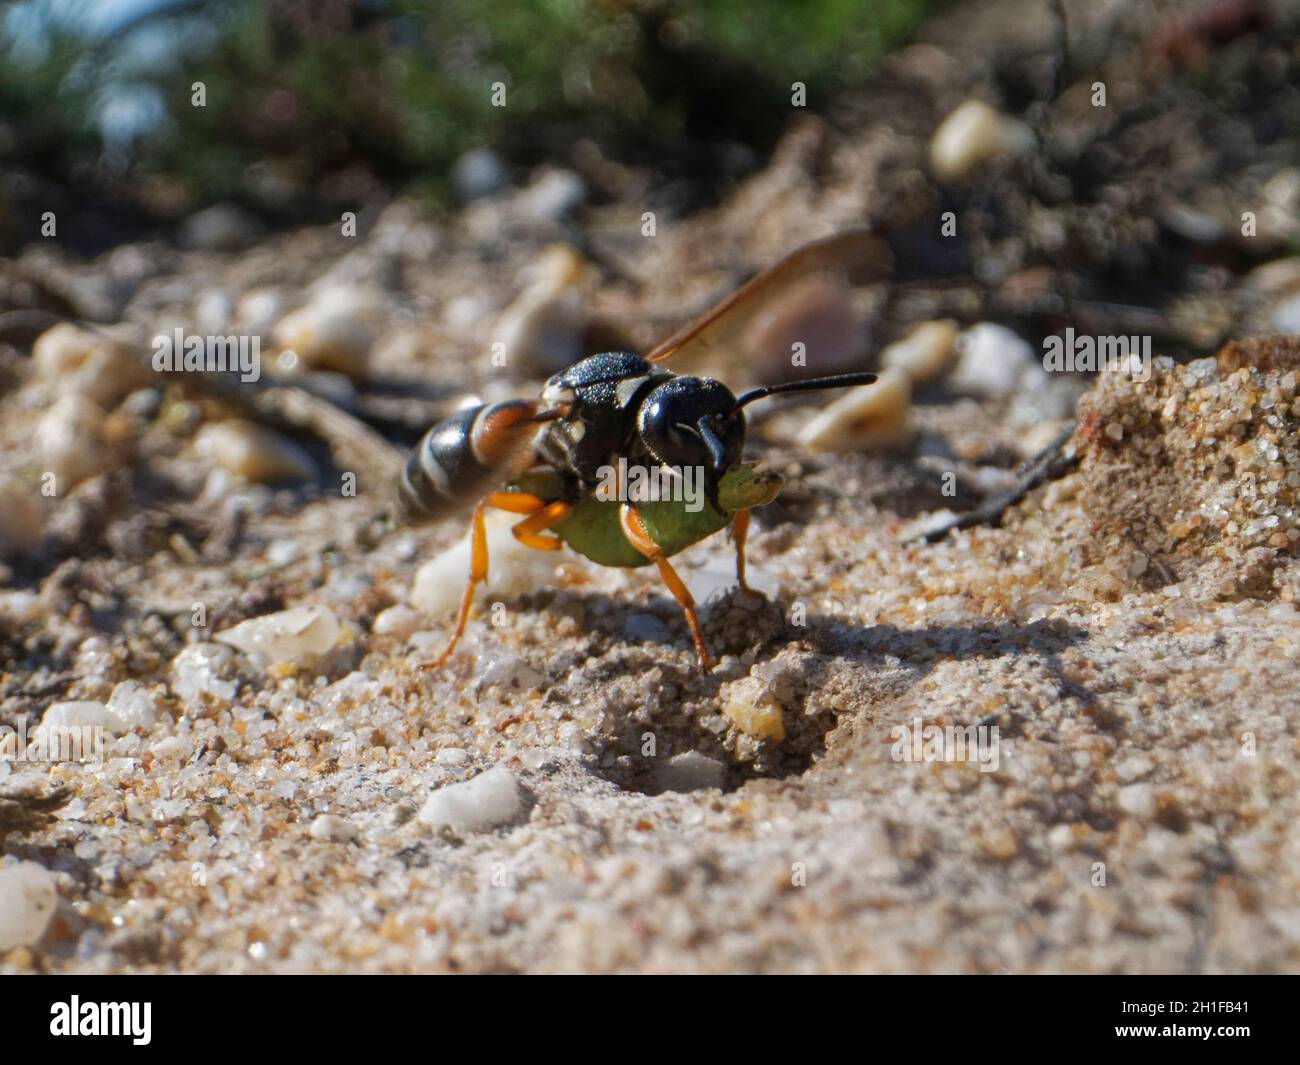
[{"left": 637, "top": 376, "right": 745, "bottom": 512}]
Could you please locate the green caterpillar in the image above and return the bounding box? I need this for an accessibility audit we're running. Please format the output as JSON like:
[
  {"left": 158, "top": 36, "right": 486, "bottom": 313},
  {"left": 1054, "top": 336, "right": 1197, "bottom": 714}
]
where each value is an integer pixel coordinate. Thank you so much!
[{"left": 509, "top": 465, "right": 783, "bottom": 568}]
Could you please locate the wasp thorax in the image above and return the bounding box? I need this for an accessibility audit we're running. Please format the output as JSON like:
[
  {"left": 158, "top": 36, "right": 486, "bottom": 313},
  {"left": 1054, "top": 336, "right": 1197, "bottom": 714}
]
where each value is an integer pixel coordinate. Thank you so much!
[{"left": 637, "top": 376, "right": 745, "bottom": 474}]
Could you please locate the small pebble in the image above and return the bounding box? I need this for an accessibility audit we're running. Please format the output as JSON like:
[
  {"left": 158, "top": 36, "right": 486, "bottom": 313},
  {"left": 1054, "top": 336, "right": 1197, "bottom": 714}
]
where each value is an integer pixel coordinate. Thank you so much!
[
  {"left": 419, "top": 767, "right": 523, "bottom": 833},
  {"left": 39, "top": 700, "right": 114, "bottom": 731},
  {"left": 1244, "top": 257, "right": 1300, "bottom": 294},
  {"left": 265, "top": 539, "right": 300, "bottom": 567},
  {"left": 881, "top": 320, "right": 959, "bottom": 383},
  {"left": 1160, "top": 204, "right": 1224, "bottom": 244},
  {"left": 32, "top": 323, "right": 148, "bottom": 408},
  {"left": 1117, "top": 783, "right": 1157, "bottom": 820},
  {"left": 476, "top": 652, "right": 545, "bottom": 691},
  {"left": 36, "top": 395, "right": 125, "bottom": 488},
  {"left": 1115, "top": 755, "right": 1155, "bottom": 783},
  {"left": 170, "top": 642, "right": 241, "bottom": 701},
  {"left": 720, "top": 677, "right": 786, "bottom": 742},
  {"left": 121, "top": 388, "right": 162, "bottom": 420},
  {"left": 979, "top": 827, "right": 1020, "bottom": 861},
  {"left": 950, "top": 322, "right": 1038, "bottom": 398},
  {"left": 0, "top": 862, "right": 58, "bottom": 951},
  {"left": 490, "top": 246, "right": 589, "bottom": 373},
  {"left": 106, "top": 680, "right": 161, "bottom": 731},
  {"left": 1272, "top": 292, "right": 1300, "bottom": 335},
  {"left": 194, "top": 420, "right": 319, "bottom": 484},
  {"left": 272, "top": 295, "right": 374, "bottom": 380},
  {"left": 930, "top": 100, "right": 1034, "bottom": 181},
  {"left": 180, "top": 203, "right": 263, "bottom": 251},
  {"left": 451, "top": 148, "right": 509, "bottom": 201},
  {"left": 0, "top": 590, "right": 41, "bottom": 626},
  {"left": 195, "top": 288, "right": 235, "bottom": 334},
  {"left": 308, "top": 814, "right": 355, "bottom": 842},
  {"left": 235, "top": 287, "right": 288, "bottom": 338},
  {"left": 215, "top": 606, "right": 343, "bottom": 672},
  {"left": 372, "top": 604, "right": 424, "bottom": 640},
  {"left": 516, "top": 168, "right": 586, "bottom": 222},
  {"left": 796, "top": 366, "right": 912, "bottom": 452},
  {"left": 1047, "top": 824, "right": 1077, "bottom": 852},
  {"left": 654, "top": 751, "right": 726, "bottom": 793}
]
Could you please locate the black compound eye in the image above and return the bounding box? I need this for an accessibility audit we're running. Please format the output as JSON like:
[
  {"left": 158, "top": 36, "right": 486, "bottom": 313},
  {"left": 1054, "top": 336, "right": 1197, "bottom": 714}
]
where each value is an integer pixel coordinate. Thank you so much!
[
  {"left": 641, "top": 399, "right": 703, "bottom": 466},
  {"left": 638, "top": 377, "right": 743, "bottom": 469}
]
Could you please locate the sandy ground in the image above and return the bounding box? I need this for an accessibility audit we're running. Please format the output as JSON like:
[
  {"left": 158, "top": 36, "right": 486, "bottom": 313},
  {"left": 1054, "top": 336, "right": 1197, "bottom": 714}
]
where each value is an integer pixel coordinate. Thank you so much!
[{"left": 3, "top": 343, "right": 1299, "bottom": 973}]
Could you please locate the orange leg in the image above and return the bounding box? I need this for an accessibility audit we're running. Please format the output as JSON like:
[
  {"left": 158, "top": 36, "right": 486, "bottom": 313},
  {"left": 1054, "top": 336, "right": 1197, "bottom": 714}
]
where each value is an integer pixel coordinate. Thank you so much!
[
  {"left": 483, "top": 491, "right": 549, "bottom": 515},
  {"left": 420, "top": 492, "right": 564, "bottom": 671},
  {"left": 511, "top": 500, "right": 571, "bottom": 550},
  {"left": 620, "top": 504, "right": 712, "bottom": 672},
  {"left": 730, "top": 508, "right": 752, "bottom": 594}
]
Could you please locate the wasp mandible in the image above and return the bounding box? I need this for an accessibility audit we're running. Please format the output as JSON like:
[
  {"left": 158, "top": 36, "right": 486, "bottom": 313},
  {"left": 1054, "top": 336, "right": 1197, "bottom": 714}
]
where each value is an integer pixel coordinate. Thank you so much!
[{"left": 398, "top": 230, "right": 892, "bottom": 672}]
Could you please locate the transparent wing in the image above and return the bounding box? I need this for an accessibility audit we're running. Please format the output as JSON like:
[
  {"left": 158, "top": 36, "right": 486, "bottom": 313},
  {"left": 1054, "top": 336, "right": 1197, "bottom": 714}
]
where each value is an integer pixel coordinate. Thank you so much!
[{"left": 643, "top": 229, "right": 892, "bottom": 366}]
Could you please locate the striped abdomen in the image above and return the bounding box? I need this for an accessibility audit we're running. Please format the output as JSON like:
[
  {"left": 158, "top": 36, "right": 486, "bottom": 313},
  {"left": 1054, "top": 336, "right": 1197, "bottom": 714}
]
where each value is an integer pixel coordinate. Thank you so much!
[{"left": 397, "top": 400, "right": 546, "bottom": 524}]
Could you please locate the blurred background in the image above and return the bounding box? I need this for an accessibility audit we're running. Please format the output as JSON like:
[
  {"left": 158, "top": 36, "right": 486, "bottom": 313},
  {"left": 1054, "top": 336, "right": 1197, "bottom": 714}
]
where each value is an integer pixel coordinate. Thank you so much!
[
  {"left": 0, "top": 0, "right": 932, "bottom": 252},
  {"left": 0, "top": 0, "right": 1296, "bottom": 344}
]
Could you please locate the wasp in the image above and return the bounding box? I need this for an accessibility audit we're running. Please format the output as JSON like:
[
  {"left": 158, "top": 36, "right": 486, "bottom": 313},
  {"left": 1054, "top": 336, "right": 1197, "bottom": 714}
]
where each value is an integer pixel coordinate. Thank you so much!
[{"left": 397, "top": 230, "right": 891, "bottom": 671}]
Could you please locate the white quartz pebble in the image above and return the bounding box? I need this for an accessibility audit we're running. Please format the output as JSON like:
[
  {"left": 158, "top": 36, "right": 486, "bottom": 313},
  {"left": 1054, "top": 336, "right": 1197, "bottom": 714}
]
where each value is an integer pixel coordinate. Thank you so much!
[
  {"left": 930, "top": 100, "right": 1034, "bottom": 181},
  {"left": 881, "top": 320, "right": 959, "bottom": 383},
  {"left": 194, "top": 420, "right": 318, "bottom": 483},
  {"left": 950, "top": 322, "right": 1039, "bottom": 398},
  {"left": 215, "top": 606, "right": 342, "bottom": 671},
  {"left": 419, "top": 767, "right": 523, "bottom": 833},
  {"left": 796, "top": 367, "right": 912, "bottom": 452},
  {"left": 0, "top": 862, "right": 58, "bottom": 950},
  {"left": 170, "top": 642, "right": 241, "bottom": 701}
]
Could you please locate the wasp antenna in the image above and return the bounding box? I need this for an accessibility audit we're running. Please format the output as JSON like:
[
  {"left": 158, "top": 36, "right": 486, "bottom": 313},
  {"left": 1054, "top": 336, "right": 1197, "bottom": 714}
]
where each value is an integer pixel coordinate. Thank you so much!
[{"left": 733, "top": 371, "right": 878, "bottom": 411}]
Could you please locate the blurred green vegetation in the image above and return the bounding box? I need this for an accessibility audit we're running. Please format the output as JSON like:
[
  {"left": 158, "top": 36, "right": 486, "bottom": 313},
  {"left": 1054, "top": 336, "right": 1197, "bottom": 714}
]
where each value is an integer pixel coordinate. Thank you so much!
[{"left": 0, "top": 0, "right": 934, "bottom": 219}]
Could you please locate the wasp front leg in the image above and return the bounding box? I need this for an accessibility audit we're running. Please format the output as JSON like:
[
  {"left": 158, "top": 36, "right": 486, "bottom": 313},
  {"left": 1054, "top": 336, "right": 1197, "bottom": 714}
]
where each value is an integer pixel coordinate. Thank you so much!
[
  {"left": 420, "top": 492, "right": 569, "bottom": 671},
  {"left": 620, "top": 504, "right": 712, "bottom": 672},
  {"left": 729, "top": 508, "right": 753, "bottom": 595}
]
